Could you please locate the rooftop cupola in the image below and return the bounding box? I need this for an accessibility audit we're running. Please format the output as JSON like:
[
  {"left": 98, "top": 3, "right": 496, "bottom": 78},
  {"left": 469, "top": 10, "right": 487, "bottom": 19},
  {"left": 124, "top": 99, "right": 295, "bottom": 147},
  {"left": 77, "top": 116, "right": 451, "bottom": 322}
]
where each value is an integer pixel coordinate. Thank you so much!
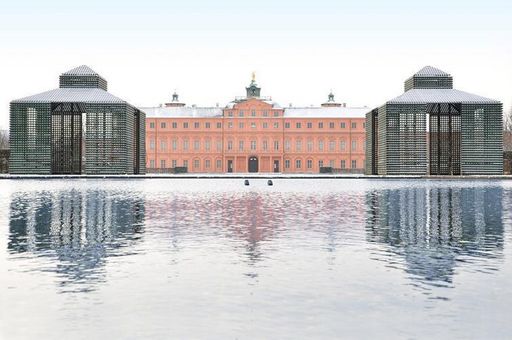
[
  {"left": 165, "top": 90, "right": 186, "bottom": 107},
  {"left": 246, "top": 72, "right": 261, "bottom": 98},
  {"left": 59, "top": 65, "right": 108, "bottom": 91},
  {"left": 321, "top": 90, "right": 343, "bottom": 107},
  {"left": 404, "top": 66, "right": 453, "bottom": 92}
]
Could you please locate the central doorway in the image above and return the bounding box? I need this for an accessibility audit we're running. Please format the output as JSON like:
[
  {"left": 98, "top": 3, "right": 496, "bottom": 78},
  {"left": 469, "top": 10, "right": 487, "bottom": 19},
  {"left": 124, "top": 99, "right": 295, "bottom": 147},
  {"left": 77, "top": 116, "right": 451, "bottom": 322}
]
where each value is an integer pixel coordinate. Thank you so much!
[
  {"left": 227, "top": 160, "right": 233, "bottom": 173},
  {"left": 51, "top": 102, "right": 84, "bottom": 174},
  {"left": 273, "top": 160, "right": 280, "bottom": 173},
  {"left": 248, "top": 156, "right": 258, "bottom": 173}
]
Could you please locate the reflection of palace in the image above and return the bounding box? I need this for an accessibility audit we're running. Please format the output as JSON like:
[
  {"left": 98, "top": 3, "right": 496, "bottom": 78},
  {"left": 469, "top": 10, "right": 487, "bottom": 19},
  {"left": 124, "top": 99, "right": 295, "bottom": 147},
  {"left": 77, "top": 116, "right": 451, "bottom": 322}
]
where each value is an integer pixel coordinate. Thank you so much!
[
  {"left": 366, "top": 186, "right": 504, "bottom": 284},
  {"left": 8, "top": 190, "right": 145, "bottom": 292}
]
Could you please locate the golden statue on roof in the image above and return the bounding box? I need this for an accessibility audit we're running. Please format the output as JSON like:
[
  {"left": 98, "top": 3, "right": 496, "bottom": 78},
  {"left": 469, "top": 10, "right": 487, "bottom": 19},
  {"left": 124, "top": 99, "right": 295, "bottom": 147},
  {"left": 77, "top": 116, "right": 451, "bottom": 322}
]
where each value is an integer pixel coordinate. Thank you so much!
[{"left": 252, "top": 71, "right": 256, "bottom": 82}]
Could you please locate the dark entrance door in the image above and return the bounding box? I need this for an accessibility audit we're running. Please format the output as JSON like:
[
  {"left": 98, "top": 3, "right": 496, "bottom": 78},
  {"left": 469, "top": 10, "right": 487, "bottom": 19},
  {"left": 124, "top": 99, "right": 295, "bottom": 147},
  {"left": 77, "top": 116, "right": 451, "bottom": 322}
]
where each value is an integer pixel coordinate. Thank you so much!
[
  {"left": 428, "top": 103, "right": 461, "bottom": 175},
  {"left": 227, "top": 160, "right": 233, "bottom": 173},
  {"left": 273, "top": 160, "right": 280, "bottom": 173},
  {"left": 51, "top": 102, "right": 84, "bottom": 174},
  {"left": 248, "top": 157, "right": 258, "bottom": 173}
]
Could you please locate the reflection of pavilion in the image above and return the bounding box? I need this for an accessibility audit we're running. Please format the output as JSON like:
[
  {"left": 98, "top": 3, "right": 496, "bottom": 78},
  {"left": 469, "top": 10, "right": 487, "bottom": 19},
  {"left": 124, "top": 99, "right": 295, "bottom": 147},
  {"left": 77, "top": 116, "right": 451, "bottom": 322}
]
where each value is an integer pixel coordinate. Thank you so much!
[
  {"left": 8, "top": 190, "right": 145, "bottom": 292},
  {"left": 366, "top": 186, "right": 504, "bottom": 285}
]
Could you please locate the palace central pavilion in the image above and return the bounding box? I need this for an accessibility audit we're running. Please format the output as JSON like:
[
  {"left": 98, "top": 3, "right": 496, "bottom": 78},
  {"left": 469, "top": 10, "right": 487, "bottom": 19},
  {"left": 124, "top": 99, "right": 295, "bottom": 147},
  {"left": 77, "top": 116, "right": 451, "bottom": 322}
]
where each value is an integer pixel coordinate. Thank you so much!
[
  {"left": 9, "top": 66, "right": 145, "bottom": 175},
  {"left": 365, "top": 66, "right": 503, "bottom": 176}
]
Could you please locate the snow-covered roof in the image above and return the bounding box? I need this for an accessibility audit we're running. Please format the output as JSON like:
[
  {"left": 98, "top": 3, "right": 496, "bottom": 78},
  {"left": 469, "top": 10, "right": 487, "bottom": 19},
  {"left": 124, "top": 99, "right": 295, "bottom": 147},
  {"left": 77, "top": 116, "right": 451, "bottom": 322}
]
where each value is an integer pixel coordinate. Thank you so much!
[
  {"left": 62, "top": 65, "right": 100, "bottom": 76},
  {"left": 414, "top": 66, "right": 451, "bottom": 77},
  {"left": 388, "top": 89, "right": 499, "bottom": 104},
  {"left": 142, "top": 106, "right": 223, "bottom": 118},
  {"left": 284, "top": 107, "right": 369, "bottom": 118},
  {"left": 12, "top": 88, "right": 126, "bottom": 104}
]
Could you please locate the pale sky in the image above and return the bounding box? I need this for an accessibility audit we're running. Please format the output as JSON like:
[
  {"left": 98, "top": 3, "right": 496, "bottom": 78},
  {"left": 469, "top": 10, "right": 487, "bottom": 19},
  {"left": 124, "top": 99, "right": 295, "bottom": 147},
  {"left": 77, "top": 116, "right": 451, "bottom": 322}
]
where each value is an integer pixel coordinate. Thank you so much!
[{"left": 0, "top": 0, "right": 511, "bottom": 130}]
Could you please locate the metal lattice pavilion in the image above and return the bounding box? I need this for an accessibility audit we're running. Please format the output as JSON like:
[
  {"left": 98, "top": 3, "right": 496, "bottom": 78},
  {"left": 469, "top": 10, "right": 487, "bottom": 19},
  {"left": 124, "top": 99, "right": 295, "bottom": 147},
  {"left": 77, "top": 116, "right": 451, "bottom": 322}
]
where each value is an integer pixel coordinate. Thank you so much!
[
  {"left": 365, "top": 66, "right": 503, "bottom": 176},
  {"left": 10, "top": 65, "right": 146, "bottom": 174}
]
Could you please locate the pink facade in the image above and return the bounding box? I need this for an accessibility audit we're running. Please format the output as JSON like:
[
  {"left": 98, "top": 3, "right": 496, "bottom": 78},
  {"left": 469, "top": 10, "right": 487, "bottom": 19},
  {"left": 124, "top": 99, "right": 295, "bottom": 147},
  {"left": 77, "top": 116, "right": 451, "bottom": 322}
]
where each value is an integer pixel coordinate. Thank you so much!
[{"left": 143, "top": 83, "right": 366, "bottom": 173}]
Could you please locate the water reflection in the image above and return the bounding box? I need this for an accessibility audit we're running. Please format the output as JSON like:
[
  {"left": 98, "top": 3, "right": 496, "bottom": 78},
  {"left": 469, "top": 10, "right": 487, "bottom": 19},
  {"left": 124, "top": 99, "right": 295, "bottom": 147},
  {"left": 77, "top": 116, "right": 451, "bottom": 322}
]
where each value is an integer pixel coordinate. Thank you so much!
[
  {"left": 366, "top": 186, "right": 504, "bottom": 287},
  {"left": 8, "top": 189, "right": 145, "bottom": 292}
]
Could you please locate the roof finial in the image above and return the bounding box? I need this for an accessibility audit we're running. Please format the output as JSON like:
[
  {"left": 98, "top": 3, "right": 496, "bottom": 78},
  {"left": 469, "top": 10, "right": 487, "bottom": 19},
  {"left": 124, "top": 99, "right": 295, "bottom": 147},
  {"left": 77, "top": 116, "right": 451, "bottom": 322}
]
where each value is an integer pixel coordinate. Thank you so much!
[
  {"left": 252, "top": 71, "right": 256, "bottom": 83},
  {"left": 328, "top": 90, "right": 335, "bottom": 102}
]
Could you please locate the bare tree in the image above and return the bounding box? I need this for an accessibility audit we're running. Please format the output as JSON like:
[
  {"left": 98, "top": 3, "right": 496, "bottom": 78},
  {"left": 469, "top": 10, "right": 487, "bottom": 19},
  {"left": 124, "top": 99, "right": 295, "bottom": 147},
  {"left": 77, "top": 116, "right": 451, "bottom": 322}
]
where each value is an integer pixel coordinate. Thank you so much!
[
  {"left": 504, "top": 106, "right": 512, "bottom": 152},
  {"left": 0, "top": 129, "right": 8, "bottom": 149}
]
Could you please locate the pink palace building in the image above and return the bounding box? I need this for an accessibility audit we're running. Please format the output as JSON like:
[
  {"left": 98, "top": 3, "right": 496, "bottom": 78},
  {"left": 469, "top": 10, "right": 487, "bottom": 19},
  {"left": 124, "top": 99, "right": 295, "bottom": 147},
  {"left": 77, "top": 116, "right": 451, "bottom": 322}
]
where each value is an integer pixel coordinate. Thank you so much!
[{"left": 142, "top": 76, "right": 367, "bottom": 173}]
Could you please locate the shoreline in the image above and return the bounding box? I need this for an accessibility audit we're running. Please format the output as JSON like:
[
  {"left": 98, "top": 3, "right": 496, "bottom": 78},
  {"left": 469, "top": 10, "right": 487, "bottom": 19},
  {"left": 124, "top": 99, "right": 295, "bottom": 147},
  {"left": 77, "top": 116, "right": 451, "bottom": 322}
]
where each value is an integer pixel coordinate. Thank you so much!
[{"left": 1, "top": 174, "right": 511, "bottom": 180}]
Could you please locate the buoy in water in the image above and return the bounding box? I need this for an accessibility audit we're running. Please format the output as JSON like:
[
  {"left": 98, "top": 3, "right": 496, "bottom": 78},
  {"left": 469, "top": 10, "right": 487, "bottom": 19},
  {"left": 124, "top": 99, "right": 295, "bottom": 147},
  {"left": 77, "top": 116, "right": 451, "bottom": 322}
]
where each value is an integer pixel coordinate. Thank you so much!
[
  {"left": 267, "top": 180, "right": 273, "bottom": 186},
  {"left": 244, "top": 179, "right": 250, "bottom": 186}
]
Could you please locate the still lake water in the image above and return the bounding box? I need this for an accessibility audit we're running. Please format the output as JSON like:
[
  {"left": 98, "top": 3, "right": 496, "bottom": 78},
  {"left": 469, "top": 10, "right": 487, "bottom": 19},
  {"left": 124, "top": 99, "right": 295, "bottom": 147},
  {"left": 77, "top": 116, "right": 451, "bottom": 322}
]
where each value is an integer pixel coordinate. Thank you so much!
[{"left": 1, "top": 179, "right": 511, "bottom": 339}]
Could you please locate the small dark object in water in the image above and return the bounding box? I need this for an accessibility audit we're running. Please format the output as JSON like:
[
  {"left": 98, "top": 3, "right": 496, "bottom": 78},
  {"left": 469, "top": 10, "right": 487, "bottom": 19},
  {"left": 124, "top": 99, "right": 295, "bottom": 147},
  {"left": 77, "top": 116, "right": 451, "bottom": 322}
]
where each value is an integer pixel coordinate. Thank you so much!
[
  {"left": 244, "top": 179, "right": 250, "bottom": 186},
  {"left": 267, "top": 180, "right": 273, "bottom": 186}
]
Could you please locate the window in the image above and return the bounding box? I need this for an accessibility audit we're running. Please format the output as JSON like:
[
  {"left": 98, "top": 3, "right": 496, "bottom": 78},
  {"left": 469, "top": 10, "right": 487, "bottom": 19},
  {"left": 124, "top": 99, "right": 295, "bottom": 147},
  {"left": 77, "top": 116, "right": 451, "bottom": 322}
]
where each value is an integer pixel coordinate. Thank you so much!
[
  {"left": 183, "top": 160, "right": 188, "bottom": 168},
  {"left": 307, "top": 140, "right": 313, "bottom": 152},
  {"left": 239, "top": 122, "right": 244, "bottom": 129},
  {"left": 149, "top": 159, "right": 155, "bottom": 168},
  {"left": 351, "top": 160, "right": 357, "bottom": 169},
  {"left": 296, "top": 159, "right": 302, "bottom": 169},
  {"left": 263, "top": 110, "right": 268, "bottom": 117},
  {"left": 273, "top": 122, "right": 279, "bottom": 129},
  {"left": 318, "top": 140, "right": 324, "bottom": 151},
  {"left": 216, "top": 140, "right": 222, "bottom": 151},
  {"left": 285, "top": 122, "right": 290, "bottom": 129},
  {"left": 194, "top": 122, "right": 200, "bottom": 129},
  {"left": 150, "top": 139, "right": 155, "bottom": 150},
  {"left": 341, "top": 122, "right": 346, "bottom": 128},
  {"left": 307, "top": 122, "right": 312, "bottom": 128},
  {"left": 363, "top": 123, "right": 366, "bottom": 129},
  {"left": 318, "top": 122, "right": 324, "bottom": 128},
  {"left": 194, "top": 140, "right": 200, "bottom": 151},
  {"left": 205, "top": 140, "right": 211, "bottom": 151},
  {"left": 228, "top": 121, "right": 233, "bottom": 128},
  {"left": 205, "top": 122, "right": 211, "bottom": 129},
  {"left": 251, "top": 122, "right": 256, "bottom": 129},
  {"left": 273, "top": 111, "right": 279, "bottom": 117},
  {"left": 318, "top": 160, "right": 324, "bottom": 168},
  {"left": 150, "top": 122, "right": 155, "bottom": 129},
  {"left": 172, "top": 122, "right": 178, "bottom": 129},
  {"left": 285, "top": 139, "right": 291, "bottom": 151},
  {"left": 262, "top": 140, "right": 268, "bottom": 151},
  {"left": 340, "top": 140, "right": 346, "bottom": 151},
  {"left": 228, "top": 111, "right": 233, "bottom": 117},
  {"left": 172, "top": 139, "right": 177, "bottom": 151},
  {"left": 205, "top": 159, "right": 211, "bottom": 169},
  {"left": 183, "top": 122, "right": 189, "bottom": 128},
  {"left": 172, "top": 159, "right": 177, "bottom": 168},
  {"left": 352, "top": 140, "right": 357, "bottom": 151},
  {"left": 161, "top": 122, "right": 166, "bottom": 129},
  {"left": 296, "top": 140, "right": 302, "bottom": 152},
  {"left": 227, "top": 140, "right": 233, "bottom": 151},
  {"left": 329, "top": 140, "right": 335, "bottom": 152},
  {"left": 351, "top": 122, "right": 357, "bottom": 129},
  {"left": 307, "top": 159, "right": 312, "bottom": 169},
  {"left": 160, "top": 140, "right": 167, "bottom": 151},
  {"left": 216, "top": 159, "right": 222, "bottom": 169},
  {"left": 161, "top": 159, "right": 166, "bottom": 168},
  {"left": 285, "top": 159, "right": 290, "bottom": 168},
  {"left": 239, "top": 110, "right": 244, "bottom": 117},
  {"left": 274, "top": 140, "right": 279, "bottom": 151},
  {"left": 296, "top": 122, "right": 301, "bottom": 129},
  {"left": 251, "top": 140, "right": 257, "bottom": 150},
  {"left": 263, "top": 122, "right": 268, "bottom": 129},
  {"left": 251, "top": 110, "right": 256, "bottom": 117},
  {"left": 183, "top": 139, "right": 189, "bottom": 151},
  {"left": 341, "top": 160, "right": 346, "bottom": 169},
  {"left": 239, "top": 140, "right": 244, "bottom": 151},
  {"left": 216, "top": 122, "right": 222, "bottom": 129},
  {"left": 329, "top": 160, "right": 335, "bottom": 167},
  {"left": 194, "top": 159, "right": 200, "bottom": 169},
  {"left": 329, "top": 122, "right": 334, "bottom": 129}
]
